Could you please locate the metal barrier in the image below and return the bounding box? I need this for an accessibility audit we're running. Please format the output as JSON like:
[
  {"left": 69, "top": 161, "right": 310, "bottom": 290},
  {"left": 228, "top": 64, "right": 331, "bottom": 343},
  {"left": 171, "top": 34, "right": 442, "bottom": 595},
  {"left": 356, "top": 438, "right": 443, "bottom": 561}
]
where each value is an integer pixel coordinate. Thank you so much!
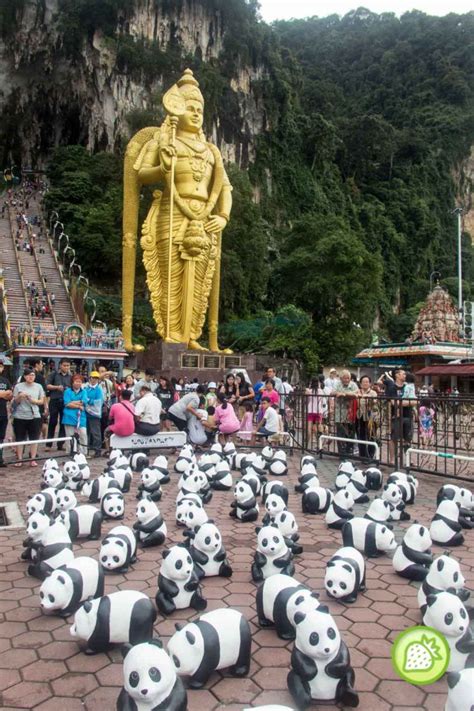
[
  {"left": 319, "top": 434, "right": 380, "bottom": 463},
  {"left": 405, "top": 447, "right": 474, "bottom": 482},
  {"left": 0, "top": 436, "right": 77, "bottom": 464}
]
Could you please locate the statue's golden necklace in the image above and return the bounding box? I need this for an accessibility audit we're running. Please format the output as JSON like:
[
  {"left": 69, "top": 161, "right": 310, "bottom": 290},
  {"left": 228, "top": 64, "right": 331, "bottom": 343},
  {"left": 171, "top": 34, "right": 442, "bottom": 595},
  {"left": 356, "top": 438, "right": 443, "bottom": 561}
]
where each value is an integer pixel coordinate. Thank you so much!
[{"left": 177, "top": 136, "right": 211, "bottom": 183}]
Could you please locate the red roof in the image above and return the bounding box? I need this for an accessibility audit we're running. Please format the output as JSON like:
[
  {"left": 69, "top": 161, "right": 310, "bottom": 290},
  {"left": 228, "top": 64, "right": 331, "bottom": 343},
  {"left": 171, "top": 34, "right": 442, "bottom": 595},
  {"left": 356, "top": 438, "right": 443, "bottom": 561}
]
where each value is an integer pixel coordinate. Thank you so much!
[{"left": 416, "top": 364, "right": 474, "bottom": 376}]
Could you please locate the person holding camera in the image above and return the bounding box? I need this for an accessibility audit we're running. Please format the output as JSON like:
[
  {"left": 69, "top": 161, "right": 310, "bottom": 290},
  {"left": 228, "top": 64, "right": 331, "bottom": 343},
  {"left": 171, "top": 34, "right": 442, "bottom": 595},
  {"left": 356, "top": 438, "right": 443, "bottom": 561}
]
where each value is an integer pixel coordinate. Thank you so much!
[{"left": 12, "top": 367, "right": 45, "bottom": 467}]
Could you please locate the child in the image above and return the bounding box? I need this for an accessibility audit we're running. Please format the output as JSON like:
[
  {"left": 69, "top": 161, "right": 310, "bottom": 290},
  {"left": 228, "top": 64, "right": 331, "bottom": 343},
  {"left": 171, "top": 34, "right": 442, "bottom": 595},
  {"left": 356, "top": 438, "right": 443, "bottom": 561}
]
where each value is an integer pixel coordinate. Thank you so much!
[
  {"left": 214, "top": 393, "right": 240, "bottom": 444},
  {"left": 255, "top": 397, "right": 279, "bottom": 439},
  {"left": 418, "top": 399, "right": 435, "bottom": 446},
  {"left": 238, "top": 402, "right": 254, "bottom": 444},
  {"left": 205, "top": 382, "right": 218, "bottom": 410}
]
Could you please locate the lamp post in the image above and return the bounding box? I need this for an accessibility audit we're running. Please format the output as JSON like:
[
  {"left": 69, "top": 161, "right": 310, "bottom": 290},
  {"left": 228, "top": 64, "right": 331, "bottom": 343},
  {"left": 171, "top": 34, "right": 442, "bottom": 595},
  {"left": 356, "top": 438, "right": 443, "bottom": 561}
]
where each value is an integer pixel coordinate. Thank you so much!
[{"left": 452, "top": 208, "right": 463, "bottom": 338}]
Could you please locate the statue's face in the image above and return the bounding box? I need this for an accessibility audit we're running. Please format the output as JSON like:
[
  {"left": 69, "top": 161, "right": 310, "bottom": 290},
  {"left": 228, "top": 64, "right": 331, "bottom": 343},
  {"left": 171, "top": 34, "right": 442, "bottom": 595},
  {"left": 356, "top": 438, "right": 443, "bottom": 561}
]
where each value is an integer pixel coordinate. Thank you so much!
[{"left": 179, "top": 99, "right": 203, "bottom": 133}]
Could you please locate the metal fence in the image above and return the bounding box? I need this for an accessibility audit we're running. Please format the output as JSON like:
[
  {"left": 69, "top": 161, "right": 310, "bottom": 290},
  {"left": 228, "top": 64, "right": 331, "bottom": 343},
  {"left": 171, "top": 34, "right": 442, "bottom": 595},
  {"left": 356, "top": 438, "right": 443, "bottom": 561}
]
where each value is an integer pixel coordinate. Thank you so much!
[{"left": 283, "top": 392, "right": 474, "bottom": 482}]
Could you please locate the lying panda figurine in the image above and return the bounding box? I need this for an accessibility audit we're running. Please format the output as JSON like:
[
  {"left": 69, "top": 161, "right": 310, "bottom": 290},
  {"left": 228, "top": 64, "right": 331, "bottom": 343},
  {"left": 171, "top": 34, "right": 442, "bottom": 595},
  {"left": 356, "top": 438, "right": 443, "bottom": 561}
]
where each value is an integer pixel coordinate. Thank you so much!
[
  {"left": 418, "top": 554, "right": 470, "bottom": 615},
  {"left": 269, "top": 450, "right": 288, "bottom": 477},
  {"left": 325, "top": 489, "right": 355, "bottom": 530},
  {"left": 136, "top": 468, "right": 162, "bottom": 502},
  {"left": 230, "top": 481, "right": 259, "bottom": 522},
  {"left": 116, "top": 639, "right": 187, "bottom": 711},
  {"left": 251, "top": 524, "right": 295, "bottom": 582},
  {"left": 39, "top": 556, "right": 104, "bottom": 617},
  {"left": 364, "top": 498, "right": 392, "bottom": 527},
  {"left": 70, "top": 590, "right": 157, "bottom": 654},
  {"left": 59, "top": 505, "right": 103, "bottom": 541},
  {"left": 100, "top": 525, "right": 137, "bottom": 573},
  {"left": 342, "top": 518, "right": 397, "bottom": 558},
  {"left": 287, "top": 608, "right": 359, "bottom": 708},
  {"left": 101, "top": 488, "right": 125, "bottom": 520},
  {"left": 302, "top": 486, "right": 333, "bottom": 515},
  {"left": 26, "top": 488, "right": 59, "bottom": 517},
  {"left": 430, "top": 499, "right": 464, "bottom": 546},
  {"left": 210, "top": 460, "right": 233, "bottom": 491},
  {"left": 134, "top": 497, "right": 167, "bottom": 547},
  {"left": 324, "top": 547, "right": 366, "bottom": 604},
  {"left": 256, "top": 574, "right": 320, "bottom": 640},
  {"left": 129, "top": 451, "right": 149, "bottom": 475},
  {"left": 445, "top": 668, "right": 474, "bottom": 711},
  {"left": 392, "top": 523, "right": 432, "bottom": 581},
  {"left": 437, "top": 485, "right": 474, "bottom": 528},
  {"left": 422, "top": 591, "right": 474, "bottom": 672},
  {"left": 364, "top": 466, "right": 383, "bottom": 490},
  {"left": 262, "top": 481, "right": 289, "bottom": 505},
  {"left": 167, "top": 608, "right": 251, "bottom": 688},
  {"left": 25, "top": 511, "right": 74, "bottom": 579},
  {"left": 187, "top": 521, "right": 232, "bottom": 578},
  {"left": 155, "top": 544, "right": 207, "bottom": 615},
  {"left": 175, "top": 495, "right": 208, "bottom": 529},
  {"left": 82, "top": 474, "right": 121, "bottom": 503}
]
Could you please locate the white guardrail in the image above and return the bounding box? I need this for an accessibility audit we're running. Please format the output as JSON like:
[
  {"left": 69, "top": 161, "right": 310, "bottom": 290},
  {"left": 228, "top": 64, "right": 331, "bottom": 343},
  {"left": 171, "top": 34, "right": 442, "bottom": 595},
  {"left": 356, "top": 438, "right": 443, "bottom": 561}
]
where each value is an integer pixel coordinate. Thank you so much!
[
  {"left": 405, "top": 447, "right": 474, "bottom": 471},
  {"left": 318, "top": 434, "right": 380, "bottom": 463}
]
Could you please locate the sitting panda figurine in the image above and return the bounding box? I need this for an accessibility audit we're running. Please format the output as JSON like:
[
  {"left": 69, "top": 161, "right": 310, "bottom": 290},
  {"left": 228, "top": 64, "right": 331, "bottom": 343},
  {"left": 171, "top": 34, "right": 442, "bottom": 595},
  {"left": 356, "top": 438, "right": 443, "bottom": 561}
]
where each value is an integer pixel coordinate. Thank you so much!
[
  {"left": 56, "top": 489, "right": 78, "bottom": 513},
  {"left": 59, "top": 505, "right": 103, "bottom": 540},
  {"left": 437, "top": 485, "right": 474, "bottom": 529},
  {"left": 335, "top": 461, "right": 355, "bottom": 490},
  {"left": 256, "top": 574, "right": 320, "bottom": 640},
  {"left": 325, "top": 489, "right": 355, "bottom": 530},
  {"left": 43, "top": 457, "right": 59, "bottom": 472},
  {"left": 107, "top": 459, "right": 133, "bottom": 493},
  {"left": 174, "top": 446, "right": 195, "bottom": 474},
  {"left": 302, "top": 486, "right": 333, "bottom": 515},
  {"left": 100, "top": 525, "right": 138, "bottom": 573},
  {"left": 241, "top": 466, "right": 266, "bottom": 496},
  {"left": 150, "top": 454, "right": 171, "bottom": 484},
  {"left": 324, "top": 547, "right": 366, "bottom": 603},
  {"left": 39, "top": 556, "right": 104, "bottom": 617},
  {"left": 430, "top": 499, "right": 464, "bottom": 546},
  {"left": 101, "top": 488, "right": 125, "bottom": 520},
  {"left": 364, "top": 466, "right": 383, "bottom": 490},
  {"left": 387, "top": 475, "right": 417, "bottom": 507},
  {"left": 418, "top": 554, "right": 470, "bottom": 615},
  {"left": 155, "top": 544, "right": 207, "bottom": 615},
  {"left": 287, "top": 608, "right": 359, "bottom": 708},
  {"left": 42, "top": 467, "right": 66, "bottom": 490},
  {"left": 269, "top": 450, "right": 288, "bottom": 477},
  {"left": 392, "top": 523, "right": 433, "bottom": 581},
  {"left": 230, "top": 481, "right": 259, "bottom": 522},
  {"left": 134, "top": 497, "right": 167, "bottom": 547},
  {"left": 72, "top": 453, "right": 90, "bottom": 482},
  {"left": 175, "top": 495, "right": 208, "bottom": 529},
  {"left": 167, "top": 608, "right": 251, "bottom": 688},
  {"left": 223, "top": 441, "right": 237, "bottom": 469},
  {"left": 63, "top": 460, "right": 84, "bottom": 491},
  {"left": 251, "top": 524, "right": 295, "bottom": 582},
  {"left": 262, "top": 481, "right": 289, "bottom": 505},
  {"left": 187, "top": 521, "right": 233, "bottom": 578},
  {"left": 382, "top": 482, "right": 410, "bottom": 521},
  {"left": 342, "top": 518, "right": 397, "bottom": 558},
  {"left": 116, "top": 639, "right": 187, "bottom": 711},
  {"left": 261, "top": 445, "right": 274, "bottom": 466},
  {"left": 70, "top": 590, "right": 157, "bottom": 654},
  {"left": 294, "top": 464, "right": 319, "bottom": 494},
  {"left": 177, "top": 469, "right": 212, "bottom": 505},
  {"left": 262, "top": 493, "right": 287, "bottom": 525},
  {"left": 26, "top": 488, "right": 59, "bottom": 517},
  {"left": 82, "top": 474, "right": 121, "bottom": 503},
  {"left": 129, "top": 451, "right": 149, "bottom": 475},
  {"left": 136, "top": 468, "right": 162, "bottom": 502},
  {"left": 25, "top": 511, "right": 74, "bottom": 579},
  {"left": 445, "top": 668, "right": 474, "bottom": 711},
  {"left": 422, "top": 591, "right": 474, "bottom": 672},
  {"left": 364, "top": 498, "right": 392, "bottom": 527},
  {"left": 210, "top": 460, "right": 233, "bottom": 491},
  {"left": 272, "top": 510, "right": 303, "bottom": 555},
  {"left": 345, "top": 470, "right": 369, "bottom": 504},
  {"left": 108, "top": 448, "right": 124, "bottom": 467}
]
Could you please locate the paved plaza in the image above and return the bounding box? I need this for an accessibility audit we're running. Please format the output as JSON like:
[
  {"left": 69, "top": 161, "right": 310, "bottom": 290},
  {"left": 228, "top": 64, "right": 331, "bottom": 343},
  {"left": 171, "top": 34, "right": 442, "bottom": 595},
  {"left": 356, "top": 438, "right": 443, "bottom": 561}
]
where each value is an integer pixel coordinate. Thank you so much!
[{"left": 0, "top": 451, "right": 472, "bottom": 710}]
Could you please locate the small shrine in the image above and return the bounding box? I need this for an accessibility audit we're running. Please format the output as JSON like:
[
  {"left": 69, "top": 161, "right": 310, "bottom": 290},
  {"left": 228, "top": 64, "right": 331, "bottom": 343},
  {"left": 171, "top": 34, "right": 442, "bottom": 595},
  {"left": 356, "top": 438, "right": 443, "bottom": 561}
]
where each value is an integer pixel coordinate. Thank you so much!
[{"left": 411, "top": 284, "right": 461, "bottom": 344}]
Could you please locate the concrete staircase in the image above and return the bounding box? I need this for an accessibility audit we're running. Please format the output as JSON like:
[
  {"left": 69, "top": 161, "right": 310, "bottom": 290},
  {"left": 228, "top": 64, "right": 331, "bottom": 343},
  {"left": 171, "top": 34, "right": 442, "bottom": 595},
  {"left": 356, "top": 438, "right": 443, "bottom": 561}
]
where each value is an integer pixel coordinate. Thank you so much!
[{"left": 0, "top": 212, "right": 32, "bottom": 333}]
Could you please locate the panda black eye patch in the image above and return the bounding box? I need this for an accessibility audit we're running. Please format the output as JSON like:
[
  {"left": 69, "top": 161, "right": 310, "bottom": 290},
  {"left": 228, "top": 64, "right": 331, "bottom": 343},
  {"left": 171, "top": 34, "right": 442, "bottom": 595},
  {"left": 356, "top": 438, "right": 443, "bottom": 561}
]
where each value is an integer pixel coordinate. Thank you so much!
[
  {"left": 129, "top": 671, "right": 139, "bottom": 687},
  {"left": 328, "top": 628, "right": 336, "bottom": 639},
  {"left": 205, "top": 537, "right": 211, "bottom": 545},
  {"left": 444, "top": 613, "right": 453, "bottom": 624},
  {"left": 149, "top": 666, "right": 161, "bottom": 682},
  {"left": 176, "top": 560, "right": 183, "bottom": 570},
  {"left": 262, "top": 539, "right": 268, "bottom": 547},
  {"left": 309, "top": 632, "right": 319, "bottom": 645}
]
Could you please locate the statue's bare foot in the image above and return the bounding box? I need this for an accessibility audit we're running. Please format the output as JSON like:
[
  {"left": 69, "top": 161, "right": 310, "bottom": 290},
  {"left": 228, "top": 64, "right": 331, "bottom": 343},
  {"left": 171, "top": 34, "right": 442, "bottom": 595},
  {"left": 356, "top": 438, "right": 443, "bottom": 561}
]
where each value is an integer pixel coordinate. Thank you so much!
[
  {"left": 124, "top": 342, "right": 145, "bottom": 353},
  {"left": 164, "top": 337, "right": 182, "bottom": 344},
  {"left": 209, "top": 341, "right": 233, "bottom": 354},
  {"left": 188, "top": 340, "right": 209, "bottom": 352}
]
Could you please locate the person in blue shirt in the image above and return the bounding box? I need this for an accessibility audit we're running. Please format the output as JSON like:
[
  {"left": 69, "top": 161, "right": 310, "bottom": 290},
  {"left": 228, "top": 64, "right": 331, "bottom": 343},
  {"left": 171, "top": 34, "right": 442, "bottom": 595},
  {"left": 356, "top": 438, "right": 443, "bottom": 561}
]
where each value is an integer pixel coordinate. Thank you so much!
[
  {"left": 62, "top": 373, "right": 89, "bottom": 455},
  {"left": 84, "top": 371, "right": 104, "bottom": 457}
]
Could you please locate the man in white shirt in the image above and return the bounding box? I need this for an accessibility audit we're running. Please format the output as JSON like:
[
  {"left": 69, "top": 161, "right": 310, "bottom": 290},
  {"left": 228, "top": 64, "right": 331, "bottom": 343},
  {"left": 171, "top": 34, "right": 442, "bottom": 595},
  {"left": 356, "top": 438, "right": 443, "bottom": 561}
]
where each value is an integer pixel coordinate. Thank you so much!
[
  {"left": 134, "top": 384, "right": 161, "bottom": 436},
  {"left": 133, "top": 368, "right": 158, "bottom": 401},
  {"left": 256, "top": 398, "right": 279, "bottom": 438},
  {"left": 324, "top": 368, "right": 340, "bottom": 391}
]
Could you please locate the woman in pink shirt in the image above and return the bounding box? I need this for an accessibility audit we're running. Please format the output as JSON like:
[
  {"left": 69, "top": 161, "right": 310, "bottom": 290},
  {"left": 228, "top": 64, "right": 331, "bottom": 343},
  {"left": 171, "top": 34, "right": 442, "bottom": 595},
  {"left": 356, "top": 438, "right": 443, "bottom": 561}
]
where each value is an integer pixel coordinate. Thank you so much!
[
  {"left": 214, "top": 394, "right": 240, "bottom": 444},
  {"left": 106, "top": 390, "right": 135, "bottom": 440}
]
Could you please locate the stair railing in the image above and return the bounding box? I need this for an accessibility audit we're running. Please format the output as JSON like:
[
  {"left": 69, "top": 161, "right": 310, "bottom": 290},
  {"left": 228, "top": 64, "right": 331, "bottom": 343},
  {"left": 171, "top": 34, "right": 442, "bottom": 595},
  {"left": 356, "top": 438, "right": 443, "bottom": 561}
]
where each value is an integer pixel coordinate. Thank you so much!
[
  {"left": 6, "top": 206, "right": 33, "bottom": 330},
  {"left": 29, "top": 222, "right": 58, "bottom": 330}
]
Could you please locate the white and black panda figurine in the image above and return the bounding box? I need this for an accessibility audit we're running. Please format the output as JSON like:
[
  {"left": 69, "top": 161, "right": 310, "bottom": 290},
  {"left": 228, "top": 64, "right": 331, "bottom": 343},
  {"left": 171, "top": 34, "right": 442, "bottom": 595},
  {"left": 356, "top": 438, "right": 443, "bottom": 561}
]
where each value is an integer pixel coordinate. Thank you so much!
[
  {"left": 260, "top": 444, "right": 274, "bottom": 466},
  {"left": 335, "top": 461, "right": 355, "bottom": 490},
  {"left": 150, "top": 454, "right": 171, "bottom": 484},
  {"left": 388, "top": 476, "right": 417, "bottom": 507},
  {"left": 422, "top": 591, "right": 474, "bottom": 672},
  {"left": 25, "top": 511, "right": 74, "bottom": 579},
  {"left": 73, "top": 452, "right": 90, "bottom": 481},
  {"left": 177, "top": 469, "right": 212, "bottom": 505},
  {"left": 324, "top": 547, "right": 366, "bottom": 604},
  {"left": 300, "top": 454, "right": 318, "bottom": 468},
  {"left": 56, "top": 489, "right": 77, "bottom": 513},
  {"left": 230, "top": 481, "right": 259, "bottom": 522},
  {"left": 364, "top": 466, "right": 383, "bottom": 491},
  {"left": 155, "top": 544, "right": 207, "bottom": 615},
  {"left": 302, "top": 486, "right": 333, "bottom": 515},
  {"left": 187, "top": 521, "right": 233, "bottom": 578},
  {"left": 382, "top": 482, "right": 410, "bottom": 521},
  {"left": 42, "top": 467, "right": 66, "bottom": 490},
  {"left": 107, "top": 463, "right": 133, "bottom": 494},
  {"left": 234, "top": 451, "right": 249, "bottom": 472},
  {"left": 262, "top": 493, "right": 287, "bottom": 525},
  {"left": 43, "top": 457, "right": 59, "bottom": 473},
  {"left": 134, "top": 497, "right": 167, "bottom": 547},
  {"left": 430, "top": 500, "right": 464, "bottom": 546},
  {"left": 39, "top": 556, "right": 104, "bottom": 617},
  {"left": 100, "top": 525, "right": 138, "bottom": 573},
  {"left": 364, "top": 498, "right": 392, "bottom": 527},
  {"left": 445, "top": 668, "right": 474, "bottom": 711},
  {"left": 251, "top": 524, "right": 295, "bottom": 582},
  {"left": 256, "top": 574, "right": 320, "bottom": 640},
  {"left": 273, "top": 510, "right": 303, "bottom": 555},
  {"left": 136, "top": 468, "right": 162, "bottom": 502},
  {"left": 223, "top": 441, "right": 237, "bottom": 469},
  {"left": 345, "top": 470, "right": 369, "bottom": 504},
  {"left": 167, "top": 608, "right": 251, "bottom": 688},
  {"left": 295, "top": 464, "right": 319, "bottom": 494},
  {"left": 262, "top": 481, "right": 289, "bottom": 506},
  {"left": 392, "top": 523, "right": 433, "bottom": 581},
  {"left": 70, "top": 590, "right": 157, "bottom": 654},
  {"left": 26, "top": 488, "right": 59, "bottom": 517},
  {"left": 287, "top": 608, "right": 359, "bottom": 708},
  {"left": 101, "top": 488, "right": 125, "bottom": 520},
  {"left": 59, "top": 505, "right": 103, "bottom": 541},
  {"left": 342, "top": 518, "right": 397, "bottom": 558},
  {"left": 82, "top": 474, "right": 121, "bottom": 503},
  {"left": 174, "top": 445, "right": 195, "bottom": 474},
  {"left": 241, "top": 466, "right": 265, "bottom": 496},
  {"left": 210, "top": 460, "right": 233, "bottom": 491},
  {"left": 129, "top": 451, "right": 149, "bottom": 475},
  {"left": 269, "top": 450, "right": 288, "bottom": 477},
  {"left": 175, "top": 495, "right": 208, "bottom": 529},
  {"left": 63, "top": 460, "right": 83, "bottom": 491},
  {"left": 108, "top": 448, "right": 124, "bottom": 467},
  {"left": 437, "top": 485, "right": 474, "bottom": 528},
  {"left": 325, "top": 489, "right": 355, "bottom": 530},
  {"left": 418, "top": 554, "right": 470, "bottom": 615},
  {"left": 117, "top": 638, "right": 187, "bottom": 711}
]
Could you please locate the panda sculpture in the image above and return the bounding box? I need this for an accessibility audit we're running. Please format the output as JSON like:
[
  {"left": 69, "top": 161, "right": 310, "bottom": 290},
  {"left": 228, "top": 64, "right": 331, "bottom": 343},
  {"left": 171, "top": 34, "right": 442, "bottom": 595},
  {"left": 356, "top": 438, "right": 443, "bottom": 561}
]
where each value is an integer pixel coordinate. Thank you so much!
[
  {"left": 294, "top": 465, "right": 319, "bottom": 494},
  {"left": 364, "top": 466, "right": 383, "bottom": 490},
  {"left": 324, "top": 547, "right": 366, "bottom": 603},
  {"left": 422, "top": 592, "right": 474, "bottom": 672},
  {"left": 430, "top": 500, "right": 464, "bottom": 546},
  {"left": 56, "top": 489, "right": 77, "bottom": 513},
  {"left": 107, "top": 461, "right": 133, "bottom": 493},
  {"left": 261, "top": 444, "right": 274, "bottom": 465},
  {"left": 418, "top": 554, "right": 470, "bottom": 615},
  {"left": 101, "top": 488, "right": 125, "bottom": 520},
  {"left": 251, "top": 524, "right": 295, "bottom": 582},
  {"left": 392, "top": 523, "right": 433, "bottom": 581},
  {"left": 287, "top": 608, "right": 359, "bottom": 708},
  {"left": 262, "top": 481, "right": 289, "bottom": 506},
  {"left": 364, "top": 498, "right": 392, "bottom": 527},
  {"left": 108, "top": 448, "right": 124, "bottom": 467},
  {"left": 174, "top": 446, "right": 194, "bottom": 474},
  {"left": 325, "top": 489, "right": 355, "bottom": 530},
  {"left": 100, "top": 525, "right": 137, "bottom": 573},
  {"left": 256, "top": 574, "right": 320, "bottom": 640},
  {"left": 72, "top": 452, "right": 90, "bottom": 481},
  {"left": 230, "top": 481, "right": 259, "bottom": 522},
  {"left": 116, "top": 639, "right": 187, "bottom": 711},
  {"left": 155, "top": 544, "right": 207, "bottom": 615},
  {"left": 134, "top": 497, "right": 167, "bottom": 547},
  {"left": 175, "top": 495, "right": 208, "bottom": 529},
  {"left": 42, "top": 467, "right": 66, "bottom": 490},
  {"left": 269, "top": 450, "right": 288, "bottom": 477},
  {"left": 388, "top": 476, "right": 416, "bottom": 507},
  {"left": 345, "top": 470, "right": 369, "bottom": 504},
  {"left": 382, "top": 483, "right": 410, "bottom": 521},
  {"left": 25, "top": 511, "right": 74, "bottom": 579},
  {"left": 262, "top": 493, "right": 287, "bottom": 525},
  {"left": 300, "top": 454, "right": 318, "bottom": 468},
  {"left": 150, "top": 454, "right": 171, "bottom": 484},
  {"left": 63, "top": 460, "right": 84, "bottom": 491},
  {"left": 59, "top": 505, "right": 103, "bottom": 541},
  {"left": 129, "top": 451, "right": 149, "bottom": 474},
  {"left": 241, "top": 466, "right": 265, "bottom": 497},
  {"left": 210, "top": 460, "right": 233, "bottom": 491},
  {"left": 273, "top": 510, "right": 303, "bottom": 555},
  {"left": 39, "top": 556, "right": 104, "bottom": 617},
  {"left": 342, "top": 518, "right": 397, "bottom": 558},
  {"left": 437, "top": 485, "right": 474, "bottom": 528},
  {"left": 177, "top": 469, "right": 212, "bottom": 505},
  {"left": 26, "top": 489, "right": 59, "bottom": 517},
  {"left": 445, "top": 668, "right": 474, "bottom": 711},
  {"left": 335, "top": 461, "right": 355, "bottom": 490},
  {"left": 187, "top": 521, "right": 233, "bottom": 578},
  {"left": 43, "top": 457, "right": 59, "bottom": 472},
  {"left": 70, "top": 590, "right": 157, "bottom": 654},
  {"left": 136, "top": 468, "right": 162, "bottom": 502},
  {"left": 223, "top": 441, "right": 237, "bottom": 469},
  {"left": 167, "top": 608, "right": 251, "bottom": 688},
  {"left": 82, "top": 474, "right": 121, "bottom": 503},
  {"left": 302, "top": 486, "right": 333, "bottom": 515}
]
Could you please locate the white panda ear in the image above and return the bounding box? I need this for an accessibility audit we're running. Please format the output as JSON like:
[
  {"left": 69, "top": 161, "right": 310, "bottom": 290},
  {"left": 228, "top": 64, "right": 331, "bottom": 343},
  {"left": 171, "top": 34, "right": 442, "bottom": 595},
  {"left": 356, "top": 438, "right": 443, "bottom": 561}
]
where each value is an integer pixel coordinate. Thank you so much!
[
  {"left": 426, "top": 595, "right": 438, "bottom": 607},
  {"left": 185, "top": 631, "right": 196, "bottom": 645},
  {"left": 121, "top": 643, "right": 133, "bottom": 659}
]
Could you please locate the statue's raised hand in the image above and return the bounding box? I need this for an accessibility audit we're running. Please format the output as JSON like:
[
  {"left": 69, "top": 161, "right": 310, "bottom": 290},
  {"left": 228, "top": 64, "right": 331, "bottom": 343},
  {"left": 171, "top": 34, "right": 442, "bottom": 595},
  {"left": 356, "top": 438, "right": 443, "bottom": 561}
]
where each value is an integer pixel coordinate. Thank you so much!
[{"left": 160, "top": 144, "right": 177, "bottom": 172}]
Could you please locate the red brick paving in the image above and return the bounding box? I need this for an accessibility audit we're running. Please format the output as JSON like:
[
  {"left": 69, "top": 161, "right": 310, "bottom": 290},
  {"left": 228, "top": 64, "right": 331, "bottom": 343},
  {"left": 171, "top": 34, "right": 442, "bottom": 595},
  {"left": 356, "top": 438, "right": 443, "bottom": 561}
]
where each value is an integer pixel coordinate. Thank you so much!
[{"left": 0, "top": 451, "right": 472, "bottom": 709}]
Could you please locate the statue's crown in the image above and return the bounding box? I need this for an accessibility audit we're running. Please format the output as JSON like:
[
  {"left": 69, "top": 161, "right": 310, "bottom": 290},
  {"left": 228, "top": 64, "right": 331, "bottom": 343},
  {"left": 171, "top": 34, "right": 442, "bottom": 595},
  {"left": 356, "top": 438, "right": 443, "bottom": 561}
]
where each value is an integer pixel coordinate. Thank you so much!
[{"left": 177, "top": 68, "right": 204, "bottom": 104}]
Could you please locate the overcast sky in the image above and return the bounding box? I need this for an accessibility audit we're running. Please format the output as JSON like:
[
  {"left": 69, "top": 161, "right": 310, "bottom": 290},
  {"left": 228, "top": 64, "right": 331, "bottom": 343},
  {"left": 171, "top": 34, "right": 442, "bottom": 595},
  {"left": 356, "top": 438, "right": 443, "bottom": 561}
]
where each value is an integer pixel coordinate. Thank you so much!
[{"left": 258, "top": 0, "right": 473, "bottom": 21}]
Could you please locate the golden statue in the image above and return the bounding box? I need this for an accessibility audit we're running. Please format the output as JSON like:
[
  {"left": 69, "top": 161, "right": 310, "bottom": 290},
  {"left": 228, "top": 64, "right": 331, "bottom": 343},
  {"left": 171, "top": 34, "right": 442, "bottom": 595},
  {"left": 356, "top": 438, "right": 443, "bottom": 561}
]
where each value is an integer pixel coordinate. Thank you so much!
[{"left": 122, "top": 68, "right": 233, "bottom": 352}]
